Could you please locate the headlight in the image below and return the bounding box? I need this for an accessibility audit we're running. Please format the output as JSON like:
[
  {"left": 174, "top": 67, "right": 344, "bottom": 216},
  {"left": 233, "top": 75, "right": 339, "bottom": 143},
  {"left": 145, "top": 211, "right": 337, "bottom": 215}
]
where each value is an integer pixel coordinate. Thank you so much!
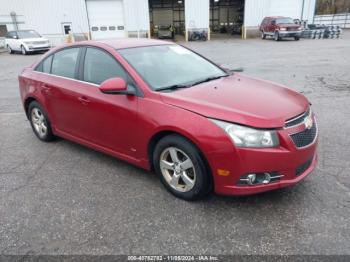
[
  {"left": 210, "top": 119, "right": 279, "bottom": 148},
  {"left": 24, "top": 41, "right": 33, "bottom": 45},
  {"left": 279, "top": 28, "right": 287, "bottom": 31}
]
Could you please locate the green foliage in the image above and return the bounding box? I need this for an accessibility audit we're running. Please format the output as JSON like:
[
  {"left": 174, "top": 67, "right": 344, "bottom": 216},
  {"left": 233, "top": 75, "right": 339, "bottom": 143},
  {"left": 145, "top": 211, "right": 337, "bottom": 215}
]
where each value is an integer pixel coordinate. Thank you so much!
[{"left": 316, "top": 0, "right": 350, "bottom": 15}]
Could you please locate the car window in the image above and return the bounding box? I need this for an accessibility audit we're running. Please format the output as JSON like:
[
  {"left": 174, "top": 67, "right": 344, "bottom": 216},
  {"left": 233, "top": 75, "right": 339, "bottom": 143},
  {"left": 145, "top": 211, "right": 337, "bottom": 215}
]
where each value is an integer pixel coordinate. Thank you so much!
[
  {"left": 42, "top": 55, "right": 53, "bottom": 73},
  {"left": 119, "top": 45, "right": 226, "bottom": 91},
  {"left": 6, "top": 32, "right": 15, "bottom": 38},
  {"left": 276, "top": 18, "right": 294, "bottom": 24},
  {"left": 83, "top": 47, "right": 127, "bottom": 85},
  {"left": 17, "top": 30, "right": 41, "bottom": 39},
  {"left": 51, "top": 48, "right": 79, "bottom": 79}
]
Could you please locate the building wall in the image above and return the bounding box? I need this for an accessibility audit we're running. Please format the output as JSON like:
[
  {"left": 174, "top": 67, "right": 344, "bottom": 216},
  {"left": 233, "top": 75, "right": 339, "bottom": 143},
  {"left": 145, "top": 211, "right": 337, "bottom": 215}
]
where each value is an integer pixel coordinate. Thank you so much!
[
  {"left": 123, "top": 0, "right": 150, "bottom": 38},
  {"left": 244, "top": 0, "right": 316, "bottom": 27},
  {"left": 0, "top": 0, "right": 90, "bottom": 45}
]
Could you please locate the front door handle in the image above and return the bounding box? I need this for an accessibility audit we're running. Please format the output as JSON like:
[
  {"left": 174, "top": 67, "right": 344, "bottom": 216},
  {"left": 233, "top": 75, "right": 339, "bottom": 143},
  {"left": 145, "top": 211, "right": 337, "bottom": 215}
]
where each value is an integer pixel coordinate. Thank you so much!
[{"left": 78, "top": 96, "right": 90, "bottom": 105}]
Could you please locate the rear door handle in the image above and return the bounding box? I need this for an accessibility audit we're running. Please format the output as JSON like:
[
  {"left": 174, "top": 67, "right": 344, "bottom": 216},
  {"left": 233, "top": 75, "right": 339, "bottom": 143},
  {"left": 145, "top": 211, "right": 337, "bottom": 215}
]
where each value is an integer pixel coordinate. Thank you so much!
[{"left": 78, "top": 96, "right": 90, "bottom": 105}]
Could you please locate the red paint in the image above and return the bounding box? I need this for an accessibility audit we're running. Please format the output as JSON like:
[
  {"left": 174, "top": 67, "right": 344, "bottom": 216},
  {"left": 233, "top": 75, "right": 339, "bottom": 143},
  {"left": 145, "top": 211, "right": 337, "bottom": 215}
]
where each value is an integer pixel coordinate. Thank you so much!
[
  {"left": 100, "top": 77, "right": 127, "bottom": 93},
  {"left": 19, "top": 39, "right": 318, "bottom": 196},
  {"left": 260, "top": 16, "right": 300, "bottom": 33}
]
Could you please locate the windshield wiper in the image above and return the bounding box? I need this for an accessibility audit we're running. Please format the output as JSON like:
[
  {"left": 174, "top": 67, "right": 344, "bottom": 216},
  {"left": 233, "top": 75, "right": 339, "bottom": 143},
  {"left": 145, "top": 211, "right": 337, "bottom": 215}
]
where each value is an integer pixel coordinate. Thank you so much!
[
  {"left": 188, "top": 74, "right": 229, "bottom": 87},
  {"left": 156, "top": 74, "right": 229, "bottom": 92},
  {"left": 156, "top": 84, "right": 191, "bottom": 92}
]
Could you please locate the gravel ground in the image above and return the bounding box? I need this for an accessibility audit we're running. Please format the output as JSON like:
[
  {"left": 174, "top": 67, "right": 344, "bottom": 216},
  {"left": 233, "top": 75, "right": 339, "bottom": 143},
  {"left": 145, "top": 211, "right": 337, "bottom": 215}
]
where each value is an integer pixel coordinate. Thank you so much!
[{"left": 0, "top": 32, "right": 350, "bottom": 256}]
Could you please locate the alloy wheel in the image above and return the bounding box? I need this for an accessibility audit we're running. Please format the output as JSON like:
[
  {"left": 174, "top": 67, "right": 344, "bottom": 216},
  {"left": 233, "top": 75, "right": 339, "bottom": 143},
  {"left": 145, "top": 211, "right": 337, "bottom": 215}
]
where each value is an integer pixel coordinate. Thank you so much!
[
  {"left": 159, "top": 147, "right": 196, "bottom": 193},
  {"left": 31, "top": 108, "right": 48, "bottom": 138}
]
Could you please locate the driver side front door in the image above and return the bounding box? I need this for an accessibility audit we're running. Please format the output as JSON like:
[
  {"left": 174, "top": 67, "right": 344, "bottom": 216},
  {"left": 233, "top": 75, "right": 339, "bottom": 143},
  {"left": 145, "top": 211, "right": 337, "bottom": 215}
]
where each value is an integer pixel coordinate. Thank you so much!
[{"left": 71, "top": 47, "right": 140, "bottom": 158}]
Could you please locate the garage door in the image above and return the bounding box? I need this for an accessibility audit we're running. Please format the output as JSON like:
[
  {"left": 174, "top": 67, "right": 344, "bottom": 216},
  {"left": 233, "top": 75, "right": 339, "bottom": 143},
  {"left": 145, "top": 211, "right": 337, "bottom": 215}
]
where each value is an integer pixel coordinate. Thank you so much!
[
  {"left": 86, "top": 0, "right": 125, "bottom": 39},
  {"left": 270, "top": 0, "right": 302, "bottom": 19}
]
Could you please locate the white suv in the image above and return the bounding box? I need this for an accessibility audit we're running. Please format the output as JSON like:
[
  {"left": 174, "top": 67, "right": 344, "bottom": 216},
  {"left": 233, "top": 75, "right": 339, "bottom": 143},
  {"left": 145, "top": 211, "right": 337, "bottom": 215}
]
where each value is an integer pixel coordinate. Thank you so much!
[{"left": 5, "top": 30, "right": 51, "bottom": 55}]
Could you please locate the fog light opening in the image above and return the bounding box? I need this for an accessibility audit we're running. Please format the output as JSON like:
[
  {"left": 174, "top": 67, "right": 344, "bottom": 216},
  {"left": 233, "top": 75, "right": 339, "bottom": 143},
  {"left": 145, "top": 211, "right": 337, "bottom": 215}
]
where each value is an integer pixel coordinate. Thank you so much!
[
  {"left": 238, "top": 172, "right": 283, "bottom": 186},
  {"left": 262, "top": 173, "right": 271, "bottom": 184},
  {"left": 247, "top": 174, "right": 256, "bottom": 185}
]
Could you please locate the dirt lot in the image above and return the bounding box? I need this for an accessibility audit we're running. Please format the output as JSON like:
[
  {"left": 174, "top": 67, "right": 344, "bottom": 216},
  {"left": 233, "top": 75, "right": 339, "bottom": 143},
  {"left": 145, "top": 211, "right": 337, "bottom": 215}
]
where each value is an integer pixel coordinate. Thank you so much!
[{"left": 0, "top": 32, "right": 350, "bottom": 255}]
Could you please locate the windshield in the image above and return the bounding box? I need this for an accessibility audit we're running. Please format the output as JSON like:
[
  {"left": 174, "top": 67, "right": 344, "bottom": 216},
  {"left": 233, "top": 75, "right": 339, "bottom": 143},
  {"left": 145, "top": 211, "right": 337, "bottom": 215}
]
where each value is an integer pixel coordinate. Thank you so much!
[
  {"left": 276, "top": 18, "right": 294, "bottom": 24},
  {"left": 118, "top": 45, "right": 227, "bottom": 91},
  {"left": 17, "top": 30, "right": 41, "bottom": 39}
]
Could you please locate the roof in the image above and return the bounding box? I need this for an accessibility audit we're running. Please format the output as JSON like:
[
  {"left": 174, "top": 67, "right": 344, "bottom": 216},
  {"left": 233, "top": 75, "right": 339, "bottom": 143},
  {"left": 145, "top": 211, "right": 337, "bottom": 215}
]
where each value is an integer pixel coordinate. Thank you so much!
[{"left": 97, "top": 38, "right": 172, "bottom": 49}]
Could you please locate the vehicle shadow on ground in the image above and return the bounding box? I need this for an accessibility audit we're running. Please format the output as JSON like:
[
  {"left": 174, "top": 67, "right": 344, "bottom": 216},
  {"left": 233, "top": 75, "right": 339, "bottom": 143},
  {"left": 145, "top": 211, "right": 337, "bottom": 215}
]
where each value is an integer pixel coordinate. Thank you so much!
[{"left": 59, "top": 137, "right": 307, "bottom": 208}]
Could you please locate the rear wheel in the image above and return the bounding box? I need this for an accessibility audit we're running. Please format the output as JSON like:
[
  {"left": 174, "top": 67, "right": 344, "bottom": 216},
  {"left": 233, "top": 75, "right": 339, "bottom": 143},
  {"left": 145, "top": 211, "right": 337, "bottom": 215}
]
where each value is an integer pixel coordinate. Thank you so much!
[
  {"left": 28, "top": 101, "right": 55, "bottom": 142},
  {"left": 153, "top": 134, "right": 211, "bottom": 200},
  {"left": 274, "top": 32, "right": 280, "bottom": 41},
  {"left": 294, "top": 36, "right": 300, "bottom": 41},
  {"left": 7, "top": 45, "right": 13, "bottom": 54}
]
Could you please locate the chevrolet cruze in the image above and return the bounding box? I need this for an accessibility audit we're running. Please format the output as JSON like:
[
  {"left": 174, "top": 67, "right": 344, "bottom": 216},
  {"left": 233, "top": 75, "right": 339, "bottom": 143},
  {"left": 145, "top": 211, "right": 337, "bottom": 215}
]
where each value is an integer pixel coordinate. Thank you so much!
[{"left": 18, "top": 39, "right": 318, "bottom": 200}]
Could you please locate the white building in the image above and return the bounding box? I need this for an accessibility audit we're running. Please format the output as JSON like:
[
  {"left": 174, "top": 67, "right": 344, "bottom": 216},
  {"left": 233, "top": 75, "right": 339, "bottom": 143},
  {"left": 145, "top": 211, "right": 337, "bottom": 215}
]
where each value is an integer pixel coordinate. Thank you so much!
[{"left": 0, "top": 0, "right": 316, "bottom": 44}]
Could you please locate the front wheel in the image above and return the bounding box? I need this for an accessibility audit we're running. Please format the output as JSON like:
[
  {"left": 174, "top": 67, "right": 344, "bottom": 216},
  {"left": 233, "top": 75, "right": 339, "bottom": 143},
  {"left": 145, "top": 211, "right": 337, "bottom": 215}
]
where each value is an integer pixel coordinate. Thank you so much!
[
  {"left": 274, "top": 32, "right": 280, "bottom": 41},
  {"left": 261, "top": 31, "right": 266, "bottom": 39},
  {"left": 7, "top": 45, "right": 13, "bottom": 54},
  {"left": 21, "top": 45, "right": 27, "bottom": 55},
  {"left": 295, "top": 36, "right": 300, "bottom": 41},
  {"left": 153, "top": 134, "right": 211, "bottom": 200}
]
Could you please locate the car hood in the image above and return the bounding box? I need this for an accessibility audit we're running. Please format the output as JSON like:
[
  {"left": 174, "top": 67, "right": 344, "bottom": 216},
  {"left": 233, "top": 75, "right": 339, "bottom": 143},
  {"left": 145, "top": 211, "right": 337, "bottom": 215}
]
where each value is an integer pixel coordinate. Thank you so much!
[{"left": 159, "top": 74, "right": 309, "bottom": 128}]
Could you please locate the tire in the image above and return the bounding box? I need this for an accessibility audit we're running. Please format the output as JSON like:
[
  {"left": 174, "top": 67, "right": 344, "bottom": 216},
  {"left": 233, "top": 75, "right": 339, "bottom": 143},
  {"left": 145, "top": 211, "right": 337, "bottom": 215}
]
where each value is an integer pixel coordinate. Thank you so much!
[
  {"left": 7, "top": 45, "right": 13, "bottom": 54},
  {"left": 21, "top": 45, "right": 27, "bottom": 55},
  {"left": 28, "top": 101, "right": 55, "bottom": 142},
  {"left": 261, "top": 31, "right": 266, "bottom": 39},
  {"left": 274, "top": 32, "right": 280, "bottom": 41},
  {"left": 294, "top": 36, "right": 300, "bottom": 41},
  {"left": 153, "top": 134, "right": 211, "bottom": 201}
]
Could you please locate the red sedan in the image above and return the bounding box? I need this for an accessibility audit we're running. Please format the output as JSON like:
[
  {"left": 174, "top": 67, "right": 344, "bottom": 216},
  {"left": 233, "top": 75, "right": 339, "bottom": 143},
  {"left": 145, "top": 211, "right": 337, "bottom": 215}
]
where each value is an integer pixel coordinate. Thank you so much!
[{"left": 18, "top": 39, "right": 318, "bottom": 200}]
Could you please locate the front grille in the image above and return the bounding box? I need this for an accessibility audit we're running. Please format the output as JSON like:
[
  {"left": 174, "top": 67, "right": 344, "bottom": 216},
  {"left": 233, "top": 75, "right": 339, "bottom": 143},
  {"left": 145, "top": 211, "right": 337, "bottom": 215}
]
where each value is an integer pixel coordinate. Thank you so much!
[
  {"left": 296, "top": 158, "right": 313, "bottom": 176},
  {"left": 285, "top": 109, "right": 310, "bottom": 128},
  {"left": 290, "top": 121, "right": 317, "bottom": 148},
  {"left": 34, "top": 41, "right": 48, "bottom": 45}
]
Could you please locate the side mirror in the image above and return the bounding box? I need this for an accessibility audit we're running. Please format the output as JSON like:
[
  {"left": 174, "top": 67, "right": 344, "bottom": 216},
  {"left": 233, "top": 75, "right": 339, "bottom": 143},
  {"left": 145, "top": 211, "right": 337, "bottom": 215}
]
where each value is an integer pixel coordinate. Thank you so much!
[
  {"left": 231, "top": 67, "right": 244, "bottom": 72},
  {"left": 100, "top": 77, "right": 128, "bottom": 95}
]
